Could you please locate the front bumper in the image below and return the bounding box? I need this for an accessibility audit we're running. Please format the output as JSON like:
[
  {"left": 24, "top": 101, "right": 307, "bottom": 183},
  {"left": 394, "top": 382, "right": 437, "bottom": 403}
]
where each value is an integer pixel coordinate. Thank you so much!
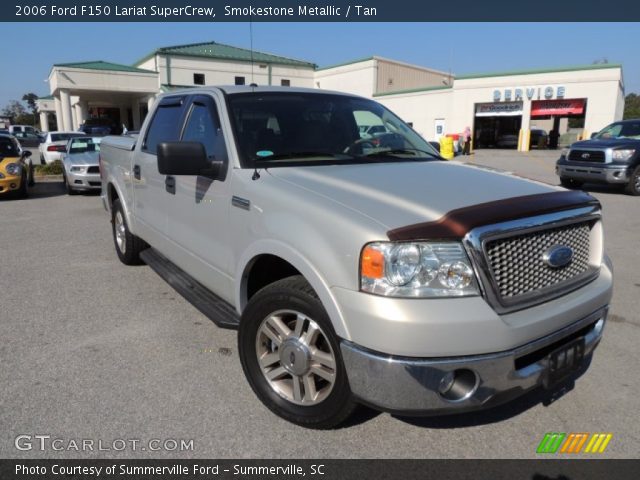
[
  {"left": 341, "top": 306, "right": 606, "bottom": 414},
  {"left": 556, "top": 161, "right": 630, "bottom": 184},
  {"left": 0, "top": 175, "right": 22, "bottom": 195},
  {"left": 67, "top": 169, "right": 101, "bottom": 190}
]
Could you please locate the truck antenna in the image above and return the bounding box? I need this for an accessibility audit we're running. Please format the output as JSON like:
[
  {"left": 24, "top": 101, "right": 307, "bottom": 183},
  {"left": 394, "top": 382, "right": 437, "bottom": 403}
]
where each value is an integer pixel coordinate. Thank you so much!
[{"left": 249, "top": 20, "right": 255, "bottom": 87}]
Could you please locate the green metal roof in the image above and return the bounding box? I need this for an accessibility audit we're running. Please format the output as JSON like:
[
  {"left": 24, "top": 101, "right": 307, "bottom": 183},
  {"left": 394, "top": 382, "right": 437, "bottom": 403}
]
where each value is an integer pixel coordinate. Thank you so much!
[
  {"left": 373, "top": 85, "right": 453, "bottom": 97},
  {"left": 37, "top": 95, "right": 53, "bottom": 100},
  {"left": 456, "top": 63, "right": 622, "bottom": 80},
  {"left": 136, "top": 41, "right": 316, "bottom": 68},
  {"left": 53, "top": 60, "right": 156, "bottom": 74}
]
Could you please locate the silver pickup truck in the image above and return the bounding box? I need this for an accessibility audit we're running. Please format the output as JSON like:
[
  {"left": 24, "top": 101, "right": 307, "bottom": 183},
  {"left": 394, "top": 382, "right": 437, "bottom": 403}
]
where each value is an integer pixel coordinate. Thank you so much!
[{"left": 100, "top": 86, "right": 612, "bottom": 428}]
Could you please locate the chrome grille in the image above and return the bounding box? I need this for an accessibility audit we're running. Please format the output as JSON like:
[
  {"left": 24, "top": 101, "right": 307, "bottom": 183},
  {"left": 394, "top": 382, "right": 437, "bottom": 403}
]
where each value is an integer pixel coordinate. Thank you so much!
[
  {"left": 87, "top": 166, "right": 100, "bottom": 173},
  {"left": 568, "top": 150, "right": 605, "bottom": 162},
  {"left": 485, "top": 221, "right": 592, "bottom": 300}
]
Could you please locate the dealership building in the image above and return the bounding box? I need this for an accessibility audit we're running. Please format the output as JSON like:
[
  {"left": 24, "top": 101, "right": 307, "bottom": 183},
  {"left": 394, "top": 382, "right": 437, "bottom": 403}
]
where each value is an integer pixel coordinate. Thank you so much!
[{"left": 38, "top": 40, "right": 625, "bottom": 151}]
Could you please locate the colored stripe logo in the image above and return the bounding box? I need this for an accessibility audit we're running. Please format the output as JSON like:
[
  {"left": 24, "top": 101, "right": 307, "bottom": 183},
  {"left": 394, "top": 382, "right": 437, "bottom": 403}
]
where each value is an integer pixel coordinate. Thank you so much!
[{"left": 537, "top": 433, "right": 612, "bottom": 454}]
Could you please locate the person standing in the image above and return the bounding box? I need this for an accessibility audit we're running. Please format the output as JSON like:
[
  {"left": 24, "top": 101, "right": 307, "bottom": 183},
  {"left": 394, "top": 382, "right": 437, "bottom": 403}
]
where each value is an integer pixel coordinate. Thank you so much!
[
  {"left": 462, "top": 126, "right": 472, "bottom": 155},
  {"left": 548, "top": 129, "right": 560, "bottom": 149}
]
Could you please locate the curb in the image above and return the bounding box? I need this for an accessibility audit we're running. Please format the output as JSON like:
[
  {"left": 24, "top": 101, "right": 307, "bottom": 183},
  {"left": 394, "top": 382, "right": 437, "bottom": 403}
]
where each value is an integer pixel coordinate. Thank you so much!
[{"left": 33, "top": 175, "right": 63, "bottom": 182}]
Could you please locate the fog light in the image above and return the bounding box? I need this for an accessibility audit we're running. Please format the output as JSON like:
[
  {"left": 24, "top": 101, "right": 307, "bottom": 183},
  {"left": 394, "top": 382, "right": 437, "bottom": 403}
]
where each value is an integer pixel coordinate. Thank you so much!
[
  {"left": 438, "top": 369, "right": 479, "bottom": 402},
  {"left": 10, "top": 183, "right": 16, "bottom": 189}
]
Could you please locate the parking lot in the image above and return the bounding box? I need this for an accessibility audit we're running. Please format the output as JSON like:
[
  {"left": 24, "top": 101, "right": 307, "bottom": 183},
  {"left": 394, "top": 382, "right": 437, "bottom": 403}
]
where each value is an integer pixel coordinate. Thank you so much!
[{"left": 1, "top": 149, "right": 638, "bottom": 459}]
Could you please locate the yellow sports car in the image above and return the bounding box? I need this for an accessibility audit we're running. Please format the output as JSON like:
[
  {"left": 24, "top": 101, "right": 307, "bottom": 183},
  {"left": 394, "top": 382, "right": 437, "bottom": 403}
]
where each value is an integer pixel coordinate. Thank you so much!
[{"left": 0, "top": 133, "right": 34, "bottom": 198}]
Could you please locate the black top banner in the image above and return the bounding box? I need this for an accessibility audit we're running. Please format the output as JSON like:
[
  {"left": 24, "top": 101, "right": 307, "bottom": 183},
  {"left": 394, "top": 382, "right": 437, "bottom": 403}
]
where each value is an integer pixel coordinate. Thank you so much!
[{"left": 3, "top": 0, "right": 640, "bottom": 22}]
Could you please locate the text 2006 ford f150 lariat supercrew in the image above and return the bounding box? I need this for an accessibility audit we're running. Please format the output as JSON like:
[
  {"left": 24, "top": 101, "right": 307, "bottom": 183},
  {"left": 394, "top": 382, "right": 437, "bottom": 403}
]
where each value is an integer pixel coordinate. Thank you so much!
[{"left": 100, "top": 86, "right": 612, "bottom": 428}]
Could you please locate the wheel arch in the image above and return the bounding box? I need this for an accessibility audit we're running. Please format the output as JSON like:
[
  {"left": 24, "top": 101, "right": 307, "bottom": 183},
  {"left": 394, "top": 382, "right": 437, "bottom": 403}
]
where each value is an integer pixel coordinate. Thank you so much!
[{"left": 236, "top": 240, "right": 350, "bottom": 340}]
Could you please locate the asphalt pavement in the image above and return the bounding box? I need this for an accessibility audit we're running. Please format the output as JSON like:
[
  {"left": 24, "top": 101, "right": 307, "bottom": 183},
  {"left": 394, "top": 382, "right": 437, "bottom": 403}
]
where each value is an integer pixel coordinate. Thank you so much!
[{"left": 1, "top": 150, "right": 638, "bottom": 458}]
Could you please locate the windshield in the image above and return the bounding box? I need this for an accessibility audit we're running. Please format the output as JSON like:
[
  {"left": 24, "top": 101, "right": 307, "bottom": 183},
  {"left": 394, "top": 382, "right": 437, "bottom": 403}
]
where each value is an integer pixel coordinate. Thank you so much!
[
  {"left": 595, "top": 121, "right": 640, "bottom": 140},
  {"left": 226, "top": 92, "right": 440, "bottom": 167},
  {"left": 69, "top": 137, "right": 101, "bottom": 154},
  {"left": 51, "top": 133, "right": 85, "bottom": 142},
  {"left": 0, "top": 137, "right": 20, "bottom": 157}
]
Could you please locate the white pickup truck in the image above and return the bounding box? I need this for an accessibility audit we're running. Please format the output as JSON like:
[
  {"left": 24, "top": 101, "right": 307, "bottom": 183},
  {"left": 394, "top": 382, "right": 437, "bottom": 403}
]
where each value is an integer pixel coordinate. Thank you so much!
[{"left": 100, "top": 86, "right": 612, "bottom": 428}]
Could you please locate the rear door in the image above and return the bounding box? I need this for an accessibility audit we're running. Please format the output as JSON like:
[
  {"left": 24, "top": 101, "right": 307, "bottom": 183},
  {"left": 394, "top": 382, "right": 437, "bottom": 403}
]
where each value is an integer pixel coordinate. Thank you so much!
[
  {"left": 133, "top": 95, "right": 188, "bottom": 248},
  {"left": 162, "top": 93, "right": 234, "bottom": 301}
]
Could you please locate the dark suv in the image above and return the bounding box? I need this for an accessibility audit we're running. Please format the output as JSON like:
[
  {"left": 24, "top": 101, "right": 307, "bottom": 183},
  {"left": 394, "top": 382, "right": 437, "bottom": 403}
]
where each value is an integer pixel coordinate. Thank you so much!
[
  {"left": 79, "top": 118, "right": 122, "bottom": 136},
  {"left": 556, "top": 119, "right": 640, "bottom": 195}
]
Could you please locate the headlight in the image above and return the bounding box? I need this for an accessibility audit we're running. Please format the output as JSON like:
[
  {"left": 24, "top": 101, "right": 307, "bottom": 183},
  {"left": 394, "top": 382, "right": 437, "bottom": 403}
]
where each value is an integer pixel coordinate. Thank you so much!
[
  {"left": 560, "top": 148, "right": 569, "bottom": 158},
  {"left": 4, "top": 163, "right": 22, "bottom": 176},
  {"left": 70, "top": 165, "right": 85, "bottom": 172},
  {"left": 360, "top": 242, "right": 479, "bottom": 297},
  {"left": 612, "top": 149, "right": 635, "bottom": 161}
]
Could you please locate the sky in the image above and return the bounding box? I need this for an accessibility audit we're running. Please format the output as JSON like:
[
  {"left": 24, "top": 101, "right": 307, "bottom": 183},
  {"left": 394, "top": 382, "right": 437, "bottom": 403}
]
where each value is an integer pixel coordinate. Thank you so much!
[{"left": 0, "top": 22, "right": 638, "bottom": 108}]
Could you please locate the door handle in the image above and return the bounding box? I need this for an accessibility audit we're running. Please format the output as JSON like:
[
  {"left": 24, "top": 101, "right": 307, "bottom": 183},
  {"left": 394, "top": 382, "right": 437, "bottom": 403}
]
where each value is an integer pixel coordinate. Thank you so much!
[
  {"left": 133, "top": 164, "right": 141, "bottom": 180},
  {"left": 165, "top": 175, "right": 176, "bottom": 195}
]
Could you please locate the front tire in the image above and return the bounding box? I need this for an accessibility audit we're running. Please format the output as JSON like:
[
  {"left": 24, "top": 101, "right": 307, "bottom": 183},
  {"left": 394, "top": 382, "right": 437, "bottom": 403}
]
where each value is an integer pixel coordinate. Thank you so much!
[
  {"left": 111, "top": 199, "right": 145, "bottom": 265},
  {"left": 238, "top": 275, "right": 355, "bottom": 429},
  {"left": 624, "top": 166, "right": 640, "bottom": 196}
]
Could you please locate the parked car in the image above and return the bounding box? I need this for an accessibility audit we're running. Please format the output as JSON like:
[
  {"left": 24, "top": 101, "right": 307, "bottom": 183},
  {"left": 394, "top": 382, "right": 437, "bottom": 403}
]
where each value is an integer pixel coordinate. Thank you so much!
[
  {"left": 13, "top": 131, "right": 42, "bottom": 148},
  {"left": 9, "top": 125, "right": 39, "bottom": 136},
  {"left": 556, "top": 119, "right": 640, "bottom": 195},
  {"left": 61, "top": 137, "right": 102, "bottom": 195},
  {"left": 530, "top": 128, "right": 548, "bottom": 149},
  {"left": 496, "top": 133, "right": 518, "bottom": 148},
  {"left": 79, "top": 118, "right": 123, "bottom": 136},
  {"left": 0, "top": 133, "right": 33, "bottom": 198},
  {"left": 39, "top": 131, "right": 86, "bottom": 164},
  {"left": 101, "top": 86, "right": 612, "bottom": 428}
]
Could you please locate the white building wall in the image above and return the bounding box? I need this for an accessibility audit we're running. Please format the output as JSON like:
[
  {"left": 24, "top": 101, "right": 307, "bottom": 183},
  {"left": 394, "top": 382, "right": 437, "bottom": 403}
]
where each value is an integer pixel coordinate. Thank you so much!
[
  {"left": 160, "top": 55, "right": 314, "bottom": 87},
  {"left": 375, "top": 89, "right": 453, "bottom": 141},
  {"left": 314, "top": 59, "right": 377, "bottom": 97}
]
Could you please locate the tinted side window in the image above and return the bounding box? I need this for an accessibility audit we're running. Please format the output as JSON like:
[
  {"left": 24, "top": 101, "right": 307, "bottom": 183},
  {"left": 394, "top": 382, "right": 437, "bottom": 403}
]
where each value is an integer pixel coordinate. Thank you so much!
[
  {"left": 144, "top": 101, "right": 184, "bottom": 154},
  {"left": 182, "top": 102, "right": 227, "bottom": 161}
]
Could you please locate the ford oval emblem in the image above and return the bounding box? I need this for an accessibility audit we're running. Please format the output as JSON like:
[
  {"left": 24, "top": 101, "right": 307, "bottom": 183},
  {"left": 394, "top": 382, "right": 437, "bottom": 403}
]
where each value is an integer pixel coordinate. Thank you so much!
[
  {"left": 581, "top": 152, "right": 590, "bottom": 159},
  {"left": 543, "top": 245, "right": 574, "bottom": 268}
]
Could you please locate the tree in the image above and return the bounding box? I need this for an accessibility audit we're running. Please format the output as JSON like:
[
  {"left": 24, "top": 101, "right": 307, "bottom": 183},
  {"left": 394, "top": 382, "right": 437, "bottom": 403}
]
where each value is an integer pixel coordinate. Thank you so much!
[
  {"left": 1, "top": 100, "right": 27, "bottom": 119},
  {"left": 623, "top": 93, "right": 640, "bottom": 120},
  {"left": 22, "top": 93, "right": 39, "bottom": 116}
]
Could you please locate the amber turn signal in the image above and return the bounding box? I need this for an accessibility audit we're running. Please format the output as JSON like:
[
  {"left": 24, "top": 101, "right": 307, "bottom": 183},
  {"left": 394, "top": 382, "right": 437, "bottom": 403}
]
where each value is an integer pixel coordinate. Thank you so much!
[{"left": 361, "top": 246, "right": 384, "bottom": 279}]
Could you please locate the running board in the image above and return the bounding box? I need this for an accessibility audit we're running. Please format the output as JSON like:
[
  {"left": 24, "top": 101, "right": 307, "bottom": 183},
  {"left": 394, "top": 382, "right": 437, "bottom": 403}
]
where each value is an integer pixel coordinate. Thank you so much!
[{"left": 140, "top": 248, "right": 240, "bottom": 329}]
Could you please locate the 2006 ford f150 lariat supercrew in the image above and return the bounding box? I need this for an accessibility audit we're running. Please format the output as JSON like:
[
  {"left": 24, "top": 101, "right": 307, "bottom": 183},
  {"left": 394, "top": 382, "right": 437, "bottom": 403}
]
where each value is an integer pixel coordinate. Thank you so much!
[{"left": 100, "top": 86, "right": 612, "bottom": 428}]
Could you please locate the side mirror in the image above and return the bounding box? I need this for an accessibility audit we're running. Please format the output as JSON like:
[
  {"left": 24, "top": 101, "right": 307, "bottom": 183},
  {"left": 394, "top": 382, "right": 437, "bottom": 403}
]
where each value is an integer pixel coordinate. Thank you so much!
[
  {"left": 590, "top": 132, "right": 598, "bottom": 139},
  {"left": 157, "top": 141, "right": 222, "bottom": 179},
  {"left": 22, "top": 150, "right": 32, "bottom": 158}
]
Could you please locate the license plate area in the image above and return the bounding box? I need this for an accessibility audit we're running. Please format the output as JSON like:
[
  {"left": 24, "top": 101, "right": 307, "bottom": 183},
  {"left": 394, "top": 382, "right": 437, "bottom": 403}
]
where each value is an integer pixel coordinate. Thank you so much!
[{"left": 544, "top": 337, "right": 585, "bottom": 388}]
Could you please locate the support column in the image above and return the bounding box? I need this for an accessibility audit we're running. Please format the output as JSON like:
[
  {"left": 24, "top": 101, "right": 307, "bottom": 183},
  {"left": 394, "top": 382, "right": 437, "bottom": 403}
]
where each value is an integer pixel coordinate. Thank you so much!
[
  {"left": 71, "top": 105, "right": 78, "bottom": 130},
  {"left": 59, "top": 89, "right": 73, "bottom": 132},
  {"left": 518, "top": 100, "right": 532, "bottom": 152},
  {"left": 75, "top": 100, "right": 87, "bottom": 128},
  {"left": 119, "top": 106, "right": 128, "bottom": 129},
  {"left": 39, "top": 111, "right": 49, "bottom": 132},
  {"left": 54, "top": 95, "right": 63, "bottom": 131},
  {"left": 79, "top": 101, "right": 89, "bottom": 125},
  {"left": 132, "top": 99, "right": 141, "bottom": 130}
]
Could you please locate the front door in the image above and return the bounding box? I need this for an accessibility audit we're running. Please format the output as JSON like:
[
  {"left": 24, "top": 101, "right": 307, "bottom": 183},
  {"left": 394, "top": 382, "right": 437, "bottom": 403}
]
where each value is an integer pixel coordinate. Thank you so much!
[{"left": 163, "top": 93, "right": 234, "bottom": 302}]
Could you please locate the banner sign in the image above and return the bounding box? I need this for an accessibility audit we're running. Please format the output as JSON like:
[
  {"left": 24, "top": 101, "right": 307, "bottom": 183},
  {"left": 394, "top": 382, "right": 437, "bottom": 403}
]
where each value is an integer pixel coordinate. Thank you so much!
[
  {"left": 475, "top": 102, "right": 523, "bottom": 117},
  {"left": 531, "top": 99, "right": 586, "bottom": 116},
  {"left": 3, "top": 0, "right": 640, "bottom": 22}
]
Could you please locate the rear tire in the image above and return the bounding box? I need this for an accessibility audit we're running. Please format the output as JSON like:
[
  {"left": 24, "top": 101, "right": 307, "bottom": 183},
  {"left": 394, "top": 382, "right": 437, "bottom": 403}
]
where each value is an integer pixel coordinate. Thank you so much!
[
  {"left": 111, "top": 199, "right": 145, "bottom": 265},
  {"left": 560, "top": 177, "right": 583, "bottom": 189},
  {"left": 238, "top": 275, "right": 356, "bottom": 429},
  {"left": 624, "top": 166, "right": 640, "bottom": 196}
]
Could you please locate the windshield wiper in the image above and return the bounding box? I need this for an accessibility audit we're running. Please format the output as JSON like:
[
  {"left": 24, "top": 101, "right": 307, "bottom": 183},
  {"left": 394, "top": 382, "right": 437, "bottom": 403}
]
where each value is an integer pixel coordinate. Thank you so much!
[{"left": 361, "top": 148, "right": 441, "bottom": 159}]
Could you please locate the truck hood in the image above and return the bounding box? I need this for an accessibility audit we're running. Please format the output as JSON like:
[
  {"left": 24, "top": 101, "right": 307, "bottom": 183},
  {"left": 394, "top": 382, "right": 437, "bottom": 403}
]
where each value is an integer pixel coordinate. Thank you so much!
[
  {"left": 268, "top": 160, "right": 559, "bottom": 230},
  {"left": 571, "top": 139, "right": 640, "bottom": 149}
]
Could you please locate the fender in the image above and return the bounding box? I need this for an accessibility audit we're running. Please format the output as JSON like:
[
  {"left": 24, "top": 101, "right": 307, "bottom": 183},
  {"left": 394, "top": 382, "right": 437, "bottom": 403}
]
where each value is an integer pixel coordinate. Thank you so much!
[
  {"left": 105, "top": 174, "right": 137, "bottom": 235},
  {"left": 235, "top": 238, "right": 351, "bottom": 341}
]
